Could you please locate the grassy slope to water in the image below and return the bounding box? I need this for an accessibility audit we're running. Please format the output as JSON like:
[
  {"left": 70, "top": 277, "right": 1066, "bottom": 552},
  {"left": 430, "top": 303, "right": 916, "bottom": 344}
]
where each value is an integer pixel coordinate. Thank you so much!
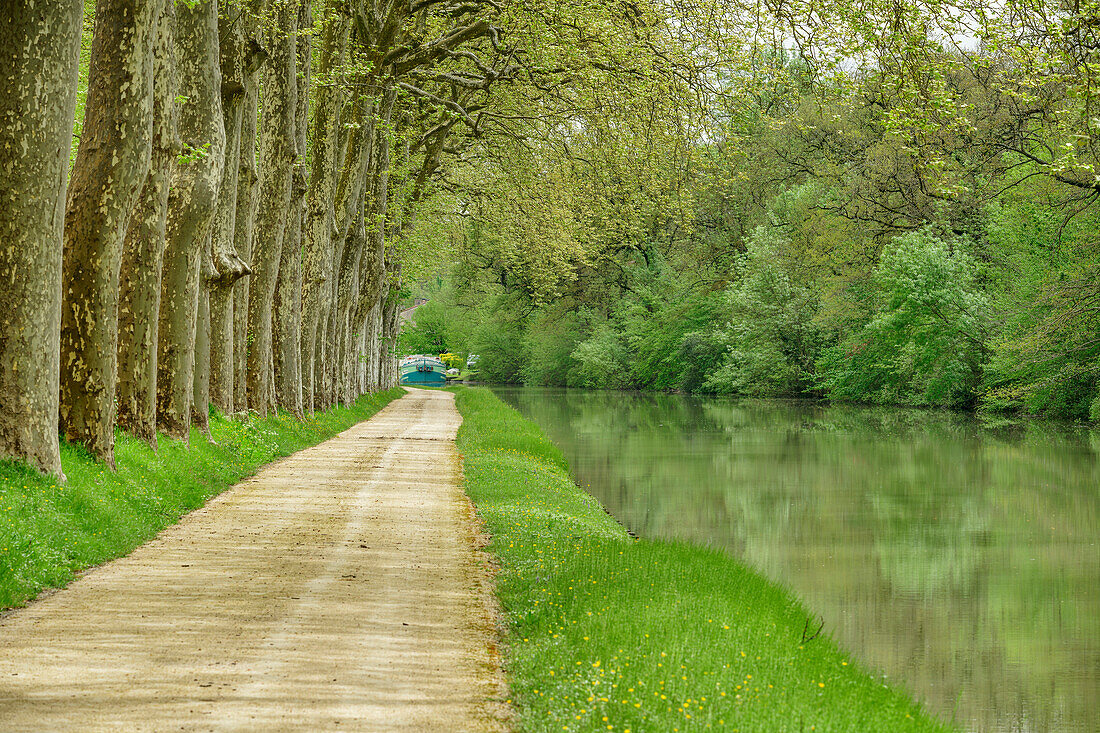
[
  {"left": 454, "top": 387, "right": 953, "bottom": 733},
  {"left": 0, "top": 388, "right": 404, "bottom": 610}
]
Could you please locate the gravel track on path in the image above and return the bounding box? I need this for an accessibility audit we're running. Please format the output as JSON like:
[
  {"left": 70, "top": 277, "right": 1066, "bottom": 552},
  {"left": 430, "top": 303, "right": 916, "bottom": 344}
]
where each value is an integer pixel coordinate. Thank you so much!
[{"left": 0, "top": 389, "right": 508, "bottom": 732}]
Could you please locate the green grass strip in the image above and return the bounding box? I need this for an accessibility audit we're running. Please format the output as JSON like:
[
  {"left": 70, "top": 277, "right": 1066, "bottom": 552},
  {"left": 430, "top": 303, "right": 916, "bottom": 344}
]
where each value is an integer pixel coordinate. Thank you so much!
[
  {"left": 0, "top": 388, "right": 405, "bottom": 610},
  {"left": 453, "top": 387, "right": 953, "bottom": 733}
]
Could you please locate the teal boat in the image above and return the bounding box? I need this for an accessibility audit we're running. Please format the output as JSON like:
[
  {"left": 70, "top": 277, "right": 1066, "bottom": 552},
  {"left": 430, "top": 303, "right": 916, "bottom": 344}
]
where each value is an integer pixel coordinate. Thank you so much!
[{"left": 399, "top": 355, "right": 447, "bottom": 386}]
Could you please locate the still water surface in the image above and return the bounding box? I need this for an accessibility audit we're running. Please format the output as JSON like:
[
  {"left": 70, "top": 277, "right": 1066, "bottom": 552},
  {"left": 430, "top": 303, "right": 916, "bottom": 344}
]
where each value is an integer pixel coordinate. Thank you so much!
[{"left": 493, "top": 387, "right": 1099, "bottom": 733}]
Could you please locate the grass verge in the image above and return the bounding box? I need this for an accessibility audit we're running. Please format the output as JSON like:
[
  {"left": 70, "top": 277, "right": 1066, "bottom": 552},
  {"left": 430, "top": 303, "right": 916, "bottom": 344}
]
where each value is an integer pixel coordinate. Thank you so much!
[
  {"left": 453, "top": 387, "right": 953, "bottom": 733},
  {"left": 0, "top": 388, "right": 405, "bottom": 610}
]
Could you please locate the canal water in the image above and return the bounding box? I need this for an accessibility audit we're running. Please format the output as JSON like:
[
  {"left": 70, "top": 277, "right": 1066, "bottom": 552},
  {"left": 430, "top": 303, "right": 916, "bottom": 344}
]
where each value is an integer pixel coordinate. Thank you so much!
[{"left": 492, "top": 387, "right": 1099, "bottom": 733}]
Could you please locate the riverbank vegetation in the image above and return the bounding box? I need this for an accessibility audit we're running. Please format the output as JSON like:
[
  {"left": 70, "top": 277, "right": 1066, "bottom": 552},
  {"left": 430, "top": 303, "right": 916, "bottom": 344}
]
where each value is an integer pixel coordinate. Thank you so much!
[
  {"left": 0, "top": 388, "right": 402, "bottom": 611},
  {"left": 393, "top": 0, "right": 1100, "bottom": 422},
  {"left": 454, "top": 387, "right": 953, "bottom": 731}
]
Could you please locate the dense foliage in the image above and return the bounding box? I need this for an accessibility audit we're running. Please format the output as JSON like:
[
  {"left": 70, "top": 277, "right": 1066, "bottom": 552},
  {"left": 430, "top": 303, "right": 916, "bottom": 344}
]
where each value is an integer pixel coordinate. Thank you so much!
[
  {"left": 406, "top": 182, "right": 1100, "bottom": 419},
  {"left": 397, "top": 0, "right": 1100, "bottom": 420}
]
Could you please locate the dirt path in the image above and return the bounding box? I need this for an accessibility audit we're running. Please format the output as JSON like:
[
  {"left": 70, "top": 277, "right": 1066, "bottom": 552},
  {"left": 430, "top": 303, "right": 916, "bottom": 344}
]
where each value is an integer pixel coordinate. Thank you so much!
[{"left": 0, "top": 389, "right": 508, "bottom": 732}]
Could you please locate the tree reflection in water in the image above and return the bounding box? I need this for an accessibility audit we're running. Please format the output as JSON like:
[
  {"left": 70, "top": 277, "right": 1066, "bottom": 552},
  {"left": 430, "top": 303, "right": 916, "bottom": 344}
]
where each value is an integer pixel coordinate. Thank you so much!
[{"left": 494, "top": 387, "right": 1100, "bottom": 733}]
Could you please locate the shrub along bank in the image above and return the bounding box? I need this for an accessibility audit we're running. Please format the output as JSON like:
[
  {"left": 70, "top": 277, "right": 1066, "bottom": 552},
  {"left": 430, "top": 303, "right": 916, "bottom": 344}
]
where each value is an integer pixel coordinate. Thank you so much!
[
  {"left": 453, "top": 387, "right": 953, "bottom": 732},
  {"left": 0, "top": 388, "right": 404, "bottom": 610}
]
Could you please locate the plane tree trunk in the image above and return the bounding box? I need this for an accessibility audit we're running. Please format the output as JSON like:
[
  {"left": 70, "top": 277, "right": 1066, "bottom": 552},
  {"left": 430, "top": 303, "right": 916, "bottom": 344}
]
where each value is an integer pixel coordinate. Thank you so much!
[
  {"left": 326, "top": 89, "right": 387, "bottom": 405},
  {"left": 0, "top": 2, "right": 82, "bottom": 476},
  {"left": 365, "top": 300, "right": 381, "bottom": 391},
  {"left": 233, "top": 60, "right": 261, "bottom": 411},
  {"left": 191, "top": 245, "right": 214, "bottom": 432},
  {"left": 209, "top": 5, "right": 263, "bottom": 416},
  {"left": 116, "top": 2, "right": 179, "bottom": 448},
  {"left": 379, "top": 276, "right": 400, "bottom": 389},
  {"left": 334, "top": 213, "right": 366, "bottom": 404},
  {"left": 337, "top": 86, "right": 396, "bottom": 401},
  {"left": 60, "top": 0, "right": 161, "bottom": 466},
  {"left": 156, "top": 0, "right": 226, "bottom": 438},
  {"left": 273, "top": 0, "right": 310, "bottom": 416},
  {"left": 301, "top": 6, "right": 349, "bottom": 412},
  {"left": 273, "top": 161, "right": 306, "bottom": 415},
  {"left": 246, "top": 0, "right": 298, "bottom": 416}
]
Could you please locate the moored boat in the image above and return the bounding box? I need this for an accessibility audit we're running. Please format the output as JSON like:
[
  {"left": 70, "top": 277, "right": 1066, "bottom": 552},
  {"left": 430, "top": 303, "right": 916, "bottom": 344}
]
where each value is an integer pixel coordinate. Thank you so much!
[{"left": 399, "top": 355, "right": 447, "bottom": 386}]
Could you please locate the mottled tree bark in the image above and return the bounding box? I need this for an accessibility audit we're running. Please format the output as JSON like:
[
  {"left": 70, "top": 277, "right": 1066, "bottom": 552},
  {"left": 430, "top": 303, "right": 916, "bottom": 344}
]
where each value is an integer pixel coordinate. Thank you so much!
[
  {"left": 273, "top": 163, "right": 306, "bottom": 415},
  {"left": 336, "top": 87, "right": 396, "bottom": 401},
  {"left": 365, "top": 299, "right": 381, "bottom": 391},
  {"left": 209, "top": 5, "right": 263, "bottom": 415},
  {"left": 246, "top": 0, "right": 297, "bottom": 415},
  {"left": 335, "top": 214, "right": 366, "bottom": 404},
  {"left": 354, "top": 236, "right": 385, "bottom": 390},
  {"left": 300, "top": 6, "right": 349, "bottom": 412},
  {"left": 379, "top": 279, "right": 400, "bottom": 389},
  {"left": 207, "top": 121, "right": 244, "bottom": 416},
  {"left": 156, "top": 0, "right": 226, "bottom": 438},
  {"left": 233, "top": 73, "right": 260, "bottom": 411},
  {"left": 191, "top": 238, "right": 215, "bottom": 432},
  {"left": 351, "top": 179, "right": 395, "bottom": 401},
  {"left": 326, "top": 88, "right": 395, "bottom": 404},
  {"left": 0, "top": 2, "right": 82, "bottom": 476},
  {"left": 273, "top": 0, "right": 310, "bottom": 416},
  {"left": 319, "top": 307, "right": 338, "bottom": 409},
  {"left": 355, "top": 318, "right": 367, "bottom": 395},
  {"left": 354, "top": 111, "right": 403, "bottom": 364},
  {"left": 59, "top": 0, "right": 160, "bottom": 466},
  {"left": 315, "top": 64, "right": 364, "bottom": 411},
  {"left": 116, "top": 0, "right": 179, "bottom": 447},
  {"left": 318, "top": 117, "right": 367, "bottom": 409}
]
